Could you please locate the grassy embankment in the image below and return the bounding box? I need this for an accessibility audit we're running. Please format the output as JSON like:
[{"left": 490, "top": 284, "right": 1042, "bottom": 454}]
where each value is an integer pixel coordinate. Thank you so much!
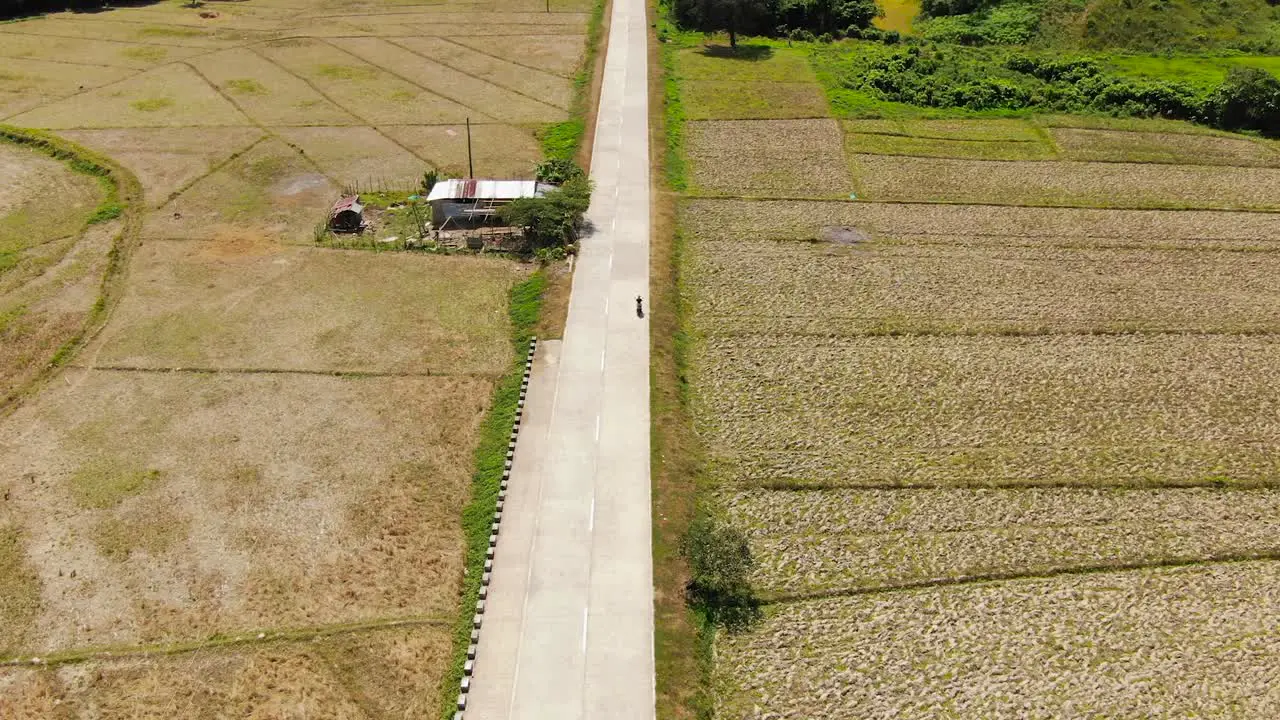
[{"left": 653, "top": 4, "right": 722, "bottom": 719}]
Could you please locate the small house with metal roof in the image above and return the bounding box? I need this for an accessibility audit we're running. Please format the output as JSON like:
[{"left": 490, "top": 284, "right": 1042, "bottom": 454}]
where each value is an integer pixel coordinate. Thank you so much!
[{"left": 425, "top": 179, "right": 555, "bottom": 229}]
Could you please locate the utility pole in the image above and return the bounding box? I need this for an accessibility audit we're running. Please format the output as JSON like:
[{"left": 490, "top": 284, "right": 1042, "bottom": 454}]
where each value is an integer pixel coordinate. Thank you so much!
[
  {"left": 466, "top": 117, "right": 474, "bottom": 178},
  {"left": 546, "top": 0, "right": 550, "bottom": 12}
]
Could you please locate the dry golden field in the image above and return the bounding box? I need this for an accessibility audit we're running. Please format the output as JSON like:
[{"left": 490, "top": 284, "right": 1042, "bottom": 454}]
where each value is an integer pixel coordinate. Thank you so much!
[
  {"left": 0, "top": 0, "right": 594, "bottom": 713},
  {"left": 670, "top": 40, "right": 1280, "bottom": 720},
  {"left": 0, "top": 140, "right": 112, "bottom": 407},
  {"left": 715, "top": 562, "right": 1280, "bottom": 719}
]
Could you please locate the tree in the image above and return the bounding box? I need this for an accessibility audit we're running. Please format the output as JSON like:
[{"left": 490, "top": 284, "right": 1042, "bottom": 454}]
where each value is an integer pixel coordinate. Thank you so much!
[
  {"left": 535, "top": 158, "right": 586, "bottom": 184},
  {"left": 682, "top": 514, "right": 761, "bottom": 631},
  {"left": 675, "top": 0, "right": 777, "bottom": 48},
  {"left": 499, "top": 176, "right": 592, "bottom": 249},
  {"left": 1203, "top": 67, "right": 1280, "bottom": 136}
]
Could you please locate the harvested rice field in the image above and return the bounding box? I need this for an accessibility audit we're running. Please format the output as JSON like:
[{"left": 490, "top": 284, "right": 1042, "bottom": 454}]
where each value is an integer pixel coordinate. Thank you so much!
[
  {"left": 688, "top": 242, "right": 1280, "bottom": 335},
  {"left": 686, "top": 119, "right": 852, "bottom": 196},
  {"left": 845, "top": 130, "right": 1057, "bottom": 161},
  {"left": 0, "top": 0, "right": 597, "bottom": 712},
  {"left": 1049, "top": 127, "right": 1280, "bottom": 167},
  {"left": 852, "top": 154, "right": 1280, "bottom": 210},
  {"left": 716, "top": 562, "right": 1280, "bottom": 719},
  {"left": 722, "top": 487, "right": 1280, "bottom": 596},
  {"left": 672, "top": 39, "right": 1280, "bottom": 720},
  {"left": 696, "top": 333, "right": 1280, "bottom": 488},
  {"left": 681, "top": 198, "right": 1280, "bottom": 250},
  {"left": 0, "top": 624, "right": 451, "bottom": 718}
]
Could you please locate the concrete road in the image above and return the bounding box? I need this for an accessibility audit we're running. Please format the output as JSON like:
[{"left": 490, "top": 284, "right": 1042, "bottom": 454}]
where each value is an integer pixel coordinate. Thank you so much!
[{"left": 464, "top": 0, "right": 654, "bottom": 714}]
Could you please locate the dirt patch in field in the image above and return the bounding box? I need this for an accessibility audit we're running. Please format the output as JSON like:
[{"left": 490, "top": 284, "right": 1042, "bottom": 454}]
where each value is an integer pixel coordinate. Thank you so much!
[
  {"left": 0, "top": 370, "right": 489, "bottom": 652},
  {"left": 819, "top": 226, "right": 870, "bottom": 244}
]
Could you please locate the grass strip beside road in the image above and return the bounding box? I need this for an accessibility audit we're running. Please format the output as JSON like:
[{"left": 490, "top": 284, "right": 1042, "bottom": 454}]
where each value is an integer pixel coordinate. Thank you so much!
[
  {"left": 651, "top": 3, "right": 708, "bottom": 718},
  {"left": 436, "top": 271, "right": 546, "bottom": 720},
  {"left": 540, "top": 0, "right": 610, "bottom": 163}
]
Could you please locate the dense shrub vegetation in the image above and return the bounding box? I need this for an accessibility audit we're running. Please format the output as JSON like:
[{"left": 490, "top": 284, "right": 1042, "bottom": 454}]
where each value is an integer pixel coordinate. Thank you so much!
[
  {"left": 822, "top": 42, "right": 1280, "bottom": 135},
  {"left": 674, "top": 0, "right": 883, "bottom": 45}
]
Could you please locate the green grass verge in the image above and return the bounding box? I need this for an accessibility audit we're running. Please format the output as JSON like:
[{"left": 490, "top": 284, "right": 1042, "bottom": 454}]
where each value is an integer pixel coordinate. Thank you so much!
[
  {"left": 660, "top": 19, "right": 689, "bottom": 190},
  {"left": 437, "top": 271, "right": 545, "bottom": 720},
  {"left": 538, "top": 0, "right": 608, "bottom": 162}
]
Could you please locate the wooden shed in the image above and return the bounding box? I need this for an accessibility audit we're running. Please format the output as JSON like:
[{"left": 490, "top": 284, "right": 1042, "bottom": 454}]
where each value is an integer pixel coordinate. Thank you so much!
[{"left": 328, "top": 195, "right": 365, "bottom": 233}]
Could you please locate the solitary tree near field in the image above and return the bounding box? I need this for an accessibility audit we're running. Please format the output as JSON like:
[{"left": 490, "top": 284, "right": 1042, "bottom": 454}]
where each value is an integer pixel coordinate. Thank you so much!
[{"left": 675, "top": 0, "right": 776, "bottom": 49}]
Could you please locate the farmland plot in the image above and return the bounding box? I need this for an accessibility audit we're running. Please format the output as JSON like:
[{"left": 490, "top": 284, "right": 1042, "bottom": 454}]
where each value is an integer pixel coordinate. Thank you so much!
[
  {"left": 0, "top": 140, "right": 110, "bottom": 406},
  {"left": 688, "top": 241, "right": 1280, "bottom": 335},
  {"left": 721, "top": 487, "right": 1280, "bottom": 596},
  {"left": 0, "top": 0, "right": 595, "bottom": 713},
  {"left": 59, "top": 127, "right": 266, "bottom": 206},
  {"left": 678, "top": 46, "right": 830, "bottom": 120},
  {"left": 686, "top": 119, "right": 852, "bottom": 196},
  {"left": 680, "top": 198, "right": 1280, "bottom": 250},
  {"left": 716, "top": 562, "right": 1280, "bottom": 719},
  {"left": 672, "top": 38, "right": 1280, "bottom": 720},
  {"left": 695, "top": 333, "right": 1280, "bottom": 488},
  {"left": 852, "top": 154, "right": 1280, "bottom": 210},
  {"left": 1049, "top": 127, "right": 1280, "bottom": 167},
  {"left": 99, "top": 241, "right": 520, "bottom": 375}
]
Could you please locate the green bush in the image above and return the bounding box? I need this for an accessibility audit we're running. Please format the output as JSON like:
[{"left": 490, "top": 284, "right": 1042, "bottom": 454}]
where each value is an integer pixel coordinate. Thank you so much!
[
  {"left": 1203, "top": 66, "right": 1280, "bottom": 134},
  {"left": 500, "top": 176, "right": 593, "bottom": 249},
  {"left": 682, "top": 514, "right": 760, "bottom": 631},
  {"left": 535, "top": 158, "right": 586, "bottom": 184}
]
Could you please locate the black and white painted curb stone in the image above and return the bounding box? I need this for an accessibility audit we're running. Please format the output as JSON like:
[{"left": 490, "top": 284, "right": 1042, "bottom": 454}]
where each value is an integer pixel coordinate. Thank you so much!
[{"left": 455, "top": 336, "right": 536, "bottom": 719}]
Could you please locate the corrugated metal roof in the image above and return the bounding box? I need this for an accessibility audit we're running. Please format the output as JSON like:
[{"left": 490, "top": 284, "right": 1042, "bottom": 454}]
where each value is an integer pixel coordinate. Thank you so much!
[
  {"left": 330, "top": 195, "right": 363, "bottom": 216},
  {"left": 426, "top": 179, "right": 553, "bottom": 202}
]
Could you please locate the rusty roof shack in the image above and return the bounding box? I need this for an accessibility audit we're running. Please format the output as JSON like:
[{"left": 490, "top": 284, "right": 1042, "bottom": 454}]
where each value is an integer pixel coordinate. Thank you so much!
[
  {"left": 426, "top": 179, "right": 556, "bottom": 230},
  {"left": 328, "top": 195, "right": 365, "bottom": 233}
]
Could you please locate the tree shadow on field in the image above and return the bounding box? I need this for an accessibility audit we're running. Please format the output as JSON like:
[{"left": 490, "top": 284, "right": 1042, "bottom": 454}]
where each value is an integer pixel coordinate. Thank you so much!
[
  {"left": 2, "top": 0, "right": 162, "bottom": 20},
  {"left": 698, "top": 44, "right": 774, "bottom": 62}
]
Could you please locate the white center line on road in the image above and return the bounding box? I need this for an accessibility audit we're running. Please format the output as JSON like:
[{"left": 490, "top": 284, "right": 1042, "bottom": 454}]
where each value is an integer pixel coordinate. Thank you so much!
[
  {"left": 589, "top": 495, "right": 596, "bottom": 532},
  {"left": 604, "top": 296, "right": 609, "bottom": 315},
  {"left": 600, "top": 350, "right": 606, "bottom": 371},
  {"left": 594, "top": 415, "right": 601, "bottom": 443},
  {"left": 580, "top": 606, "right": 589, "bottom": 654},
  {"left": 609, "top": 253, "right": 614, "bottom": 269}
]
